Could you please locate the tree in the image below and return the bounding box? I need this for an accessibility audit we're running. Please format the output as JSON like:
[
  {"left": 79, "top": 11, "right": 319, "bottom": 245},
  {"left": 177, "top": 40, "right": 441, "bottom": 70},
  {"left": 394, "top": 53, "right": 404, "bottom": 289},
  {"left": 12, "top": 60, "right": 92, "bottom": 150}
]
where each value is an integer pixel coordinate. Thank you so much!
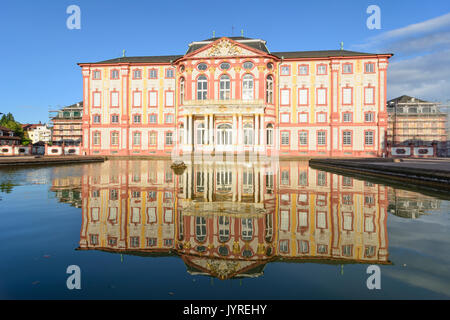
[{"left": 0, "top": 113, "right": 27, "bottom": 144}]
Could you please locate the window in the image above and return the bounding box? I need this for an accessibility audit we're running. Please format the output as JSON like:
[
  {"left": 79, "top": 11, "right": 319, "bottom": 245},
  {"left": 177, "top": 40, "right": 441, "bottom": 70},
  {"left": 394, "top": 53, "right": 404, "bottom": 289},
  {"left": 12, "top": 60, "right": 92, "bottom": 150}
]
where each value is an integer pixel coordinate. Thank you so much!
[
  {"left": 165, "top": 114, "right": 173, "bottom": 124},
  {"left": 317, "top": 171, "right": 326, "bottom": 186},
  {"left": 196, "top": 217, "right": 207, "bottom": 242},
  {"left": 148, "top": 91, "right": 157, "bottom": 107},
  {"left": 130, "top": 237, "right": 139, "bottom": 248},
  {"left": 219, "top": 75, "right": 231, "bottom": 100},
  {"left": 111, "top": 91, "right": 119, "bottom": 107},
  {"left": 365, "top": 62, "right": 375, "bottom": 73},
  {"left": 343, "top": 177, "right": 353, "bottom": 186},
  {"left": 317, "top": 88, "right": 326, "bottom": 105},
  {"left": 243, "top": 123, "right": 254, "bottom": 145},
  {"left": 364, "top": 87, "right": 374, "bottom": 104},
  {"left": 299, "top": 240, "right": 309, "bottom": 253},
  {"left": 317, "top": 113, "right": 326, "bottom": 123},
  {"left": 281, "top": 113, "right": 290, "bottom": 123},
  {"left": 165, "top": 91, "right": 174, "bottom": 107},
  {"left": 343, "top": 131, "right": 352, "bottom": 146},
  {"left": 93, "top": 70, "right": 101, "bottom": 80},
  {"left": 266, "top": 75, "right": 273, "bottom": 104},
  {"left": 133, "top": 132, "right": 141, "bottom": 146},
  {"left": 241, "top": 219, "right": 253, "bottom": 241},
  {"left": 93, "top": 92, "right": 101, "bottom": 107},
  {"left": 299, "top": 131, "right": 308, "bottom": 146},
  {"left": 280, "top": 65, "right": 290, "bottom": 75},
  {"left": 196, "top": 123, "right": 206, "bottom": 145},
  {"left": 243, "top": 61, "right": 254, "bottom": 69},
  {"left": 281, "top": 89, "right": 290, "bottom": 105},
  {"left": 149, "top": 114, "right": 157, "bottom": 124},
  {"left": 165, "top": 132, "right": 173, "bottom": 145},
  {"left": 148, "top": 69, "right": 158, "bottom": 79},
  {"left": 281, "top": 210, "right": 289, "bottom": 231},
  {"left": 298, "top": 88, "right": 308, "bottom": 105},
  {"left": 365, "top": 131, "right": 374, "bottom": 145},
  {"left": 111, "top": 115, "right": 119, "bottom": 123},
  {"left": 197, "top": 75, "right": 208, "bottom": 100},
  {"left": 93, "top": 115, "right": 101, "bottom": 123},
  {"left": 165, "top": 68, "right": 174, "bottom": 78},
  {"left": 343, "top": 112, "right": 352, "bottom": 122},
  {"left": 365, "top": 112, "right": 374, "bottom": 122},
  {"left": 242, "top": 74, "right": 254, "bottom": 100},
  {"left": 93, "top": 132, "right": 100, "bottom": 146},
  {"left": 299, "top": 65, "right": 308, "bottom": 75},
  {"left": 317, "top": 131, "right": 326, "bottom": 146},
  {"left": 111, "top": 132, "right": 119, "bottom": 146},
  {"left": 147, "top": 237, "right": 157, "bottom": 247},
  {"left": 317, "top": 211, "right": 327, "bottom": 228},
  {"left": 266, "top": 124, "right": 273, "bottom": 146},
  {"left": 149, "top": 132, "right": 157, "bottom": 145},
  {"left": 197, "top": 63, "right": 207, "bottom": 71},
  {"left": 220, "top": 62, "right": 230, "bottom": 70},
  {"left": 179, "top": 78, "right": 185, "bottom": 105},
  {"left": 218, "top": 216, "right": 230, "bottom": 242},
  {"left": 317, "top": 64, "right": 327, "bottom": 75},
  {"left": 133, "top": 115, "right": 141, "bottom": 124},
  {"left": 342, "top": 87, "right": 352, "bottom": 105},
  {"left": 281, "top": 132, "right": 289, "bottom": 146},
  {"left": 342, "top": 63, "right": 352, "bottom": 74},
  {"left": 111, "top": 69, "right": 119, "bottom": 79},
  {"left": 298, "top": 113, "right": 308, "bottom": 123},
  {"left": 133, "top": 91, "right": 141, "bottom": 107},
  {"left": 133, "top": 69, "right": 142, "bottom": 79}
]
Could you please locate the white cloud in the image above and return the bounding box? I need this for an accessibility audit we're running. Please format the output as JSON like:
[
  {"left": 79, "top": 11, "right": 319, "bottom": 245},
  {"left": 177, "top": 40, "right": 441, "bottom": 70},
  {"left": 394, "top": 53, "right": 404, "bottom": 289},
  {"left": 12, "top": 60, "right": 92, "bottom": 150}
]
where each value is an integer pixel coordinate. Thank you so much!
[{"left": 352, "top": 13, "right": 450, "bottom": 102}]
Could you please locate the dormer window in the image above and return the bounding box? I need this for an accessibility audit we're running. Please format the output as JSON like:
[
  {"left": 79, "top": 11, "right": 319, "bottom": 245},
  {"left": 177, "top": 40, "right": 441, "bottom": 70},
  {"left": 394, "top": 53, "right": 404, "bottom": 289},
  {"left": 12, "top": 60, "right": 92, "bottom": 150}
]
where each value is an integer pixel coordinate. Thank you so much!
[
  {"left": 220, "top": 62, "right": 230, "bottom": 70},
  {"left": 133, "top": 69, "right": 142, "bottom": 79}
]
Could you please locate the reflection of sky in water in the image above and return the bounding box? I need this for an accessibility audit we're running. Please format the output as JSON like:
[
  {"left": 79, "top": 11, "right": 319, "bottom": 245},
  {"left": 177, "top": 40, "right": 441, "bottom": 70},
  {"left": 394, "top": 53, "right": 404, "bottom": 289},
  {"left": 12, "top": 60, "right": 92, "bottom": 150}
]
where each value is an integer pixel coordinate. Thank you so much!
[{"left": 0, "top": 160, "right": 449, "bottom": 299}]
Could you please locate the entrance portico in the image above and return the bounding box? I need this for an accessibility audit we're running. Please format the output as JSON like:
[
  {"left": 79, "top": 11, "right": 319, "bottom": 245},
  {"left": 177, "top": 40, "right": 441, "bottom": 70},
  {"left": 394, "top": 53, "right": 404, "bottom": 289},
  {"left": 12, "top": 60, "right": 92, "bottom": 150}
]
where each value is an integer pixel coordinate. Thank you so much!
[{"left": 181, "top": 99, "right": 268, "bottom": 154}]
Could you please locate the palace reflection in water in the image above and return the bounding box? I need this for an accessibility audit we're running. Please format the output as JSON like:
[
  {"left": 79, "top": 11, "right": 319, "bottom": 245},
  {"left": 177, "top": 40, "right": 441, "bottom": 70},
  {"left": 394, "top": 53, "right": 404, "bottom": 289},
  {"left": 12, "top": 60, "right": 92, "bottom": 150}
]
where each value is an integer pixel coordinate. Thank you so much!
[{"left": 52, "top": 160, "right": 392, "bottom": 279}]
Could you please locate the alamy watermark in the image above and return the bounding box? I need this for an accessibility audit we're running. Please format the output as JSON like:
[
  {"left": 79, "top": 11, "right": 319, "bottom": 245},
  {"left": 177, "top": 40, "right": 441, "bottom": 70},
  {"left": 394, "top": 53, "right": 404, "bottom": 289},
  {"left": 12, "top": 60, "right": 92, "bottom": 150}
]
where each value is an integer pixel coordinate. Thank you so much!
[
  {"left": 66, "top": 5, "right": 81, "bottom": 30},
  {"left": 367, "top": 5, "right": 381, "bottom": 30},
  {"left": 66, "top": 265, "right": 81, "bottom": 290},
  {"left": 366, "top": 265, "right": 381, "bottom": 290}
]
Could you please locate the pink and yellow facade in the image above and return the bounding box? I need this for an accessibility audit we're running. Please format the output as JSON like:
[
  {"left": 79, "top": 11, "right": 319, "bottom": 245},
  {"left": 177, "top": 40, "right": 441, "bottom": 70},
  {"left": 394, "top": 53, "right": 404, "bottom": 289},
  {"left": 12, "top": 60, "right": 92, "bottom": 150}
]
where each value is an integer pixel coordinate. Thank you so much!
[{"left": 78, "top": 36, "right": 392, "bottom": 157}]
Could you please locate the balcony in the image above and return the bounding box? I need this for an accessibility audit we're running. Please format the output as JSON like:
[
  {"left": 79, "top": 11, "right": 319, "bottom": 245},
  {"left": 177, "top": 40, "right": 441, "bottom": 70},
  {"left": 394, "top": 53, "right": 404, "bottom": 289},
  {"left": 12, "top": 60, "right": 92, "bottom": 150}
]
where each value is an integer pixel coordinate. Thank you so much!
[{"left": 182, "top": 99, "right": 267, "bottom": 115}]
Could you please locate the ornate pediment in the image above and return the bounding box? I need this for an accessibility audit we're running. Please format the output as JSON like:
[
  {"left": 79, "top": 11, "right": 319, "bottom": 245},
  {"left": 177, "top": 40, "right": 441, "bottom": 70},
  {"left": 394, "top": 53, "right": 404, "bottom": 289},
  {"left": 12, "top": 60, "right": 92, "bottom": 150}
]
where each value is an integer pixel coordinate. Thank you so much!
[{"left": 194, "top": 39, "right": 256, "bottom": 58}]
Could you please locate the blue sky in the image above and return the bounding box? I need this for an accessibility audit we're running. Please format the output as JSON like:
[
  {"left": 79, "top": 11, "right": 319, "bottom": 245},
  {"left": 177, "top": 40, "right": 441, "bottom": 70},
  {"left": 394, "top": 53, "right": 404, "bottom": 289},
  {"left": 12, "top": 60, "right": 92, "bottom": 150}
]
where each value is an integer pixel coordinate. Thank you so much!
[{"left": 0, "top": 0, "right": 449, "bottom": 124}]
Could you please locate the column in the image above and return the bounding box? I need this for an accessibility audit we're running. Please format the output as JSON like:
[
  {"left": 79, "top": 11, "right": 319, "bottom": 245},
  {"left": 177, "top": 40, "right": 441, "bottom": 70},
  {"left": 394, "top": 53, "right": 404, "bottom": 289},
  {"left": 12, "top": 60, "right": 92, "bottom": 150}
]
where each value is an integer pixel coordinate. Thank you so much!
[
  {"left": 238, "top": 114, "right": 243, "bottom": 149},
  {"left": 233, "top": 114, "right": 237, "bottom": 149},
  {"left": 254, "top": 167, "right": 259, "bottom": 203},
  {"left": 205, "top": 115, "right": 209, "bottom": 145},
  {"left": 184, "top": 115, "right": 188, "bottom": 146},
  {"left": 189, "top": 115, "right": 193, "bottom": 148},
  {"left": 255, "top": 114, "right": 260, "bottom": 146},
  {"left": 260, "top": 115, "right": 265, "bottom": 147},
  {"left": 209, "top": 114, "right": 214, "bottom": 146}
]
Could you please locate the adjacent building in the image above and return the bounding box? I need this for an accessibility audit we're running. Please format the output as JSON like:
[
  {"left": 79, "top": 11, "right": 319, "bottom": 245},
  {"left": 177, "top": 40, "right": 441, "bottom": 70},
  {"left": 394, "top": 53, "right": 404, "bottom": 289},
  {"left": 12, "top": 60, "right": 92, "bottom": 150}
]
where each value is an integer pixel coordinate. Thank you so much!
[
  {"left": 0, "top": 126, "right": 21, "bottom": 146},
  {"left": 78, "top": 36, "right": 392, "bottom": 157},
  {"left": 22, "top": 123, "right": 52, "bottom": 144},
  {"left": 50, "top": 102, "right": 83, "bottom": 146},
  {"left": 387, "top": 95, "right": 448, "bottom": 156}
]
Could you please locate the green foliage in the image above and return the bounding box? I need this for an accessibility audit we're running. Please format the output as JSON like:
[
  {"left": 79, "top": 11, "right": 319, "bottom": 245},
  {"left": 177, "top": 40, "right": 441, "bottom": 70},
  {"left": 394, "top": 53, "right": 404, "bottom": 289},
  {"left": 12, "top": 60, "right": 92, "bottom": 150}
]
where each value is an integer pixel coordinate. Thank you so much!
[{"left": 0, "top": 112, "right": 26, "bottom": 143}]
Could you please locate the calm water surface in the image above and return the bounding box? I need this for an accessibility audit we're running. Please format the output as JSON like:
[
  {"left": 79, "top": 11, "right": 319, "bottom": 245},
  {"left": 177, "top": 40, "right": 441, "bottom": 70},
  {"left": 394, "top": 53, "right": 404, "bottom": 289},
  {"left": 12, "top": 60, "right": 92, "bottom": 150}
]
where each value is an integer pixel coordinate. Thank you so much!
[{"left": 0, "top": 159, "right": 449, "bottom": 299}]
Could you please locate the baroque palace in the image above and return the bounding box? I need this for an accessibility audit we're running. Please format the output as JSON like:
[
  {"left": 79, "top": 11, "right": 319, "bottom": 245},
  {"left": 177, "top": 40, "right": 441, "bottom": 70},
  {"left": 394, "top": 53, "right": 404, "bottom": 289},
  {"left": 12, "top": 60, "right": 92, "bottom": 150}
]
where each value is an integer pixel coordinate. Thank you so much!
[{"left": 78, "top": 36, "right": 392, "bottom": 157}]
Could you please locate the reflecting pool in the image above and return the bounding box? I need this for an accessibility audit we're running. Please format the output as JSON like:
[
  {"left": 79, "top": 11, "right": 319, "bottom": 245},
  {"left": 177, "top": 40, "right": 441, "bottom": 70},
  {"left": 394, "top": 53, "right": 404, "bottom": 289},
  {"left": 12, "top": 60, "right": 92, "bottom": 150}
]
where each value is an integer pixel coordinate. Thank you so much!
[{"left": 0, "top": 159, "right": 449, "bottom": 299}]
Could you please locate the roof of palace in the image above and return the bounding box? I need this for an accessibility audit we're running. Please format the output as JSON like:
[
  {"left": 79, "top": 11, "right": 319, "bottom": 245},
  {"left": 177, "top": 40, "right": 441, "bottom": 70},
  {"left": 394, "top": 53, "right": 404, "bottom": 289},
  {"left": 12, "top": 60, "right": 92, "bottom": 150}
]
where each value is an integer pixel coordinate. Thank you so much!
[{"left": 79, "top": 36, "right": 391, "bottom": 65}]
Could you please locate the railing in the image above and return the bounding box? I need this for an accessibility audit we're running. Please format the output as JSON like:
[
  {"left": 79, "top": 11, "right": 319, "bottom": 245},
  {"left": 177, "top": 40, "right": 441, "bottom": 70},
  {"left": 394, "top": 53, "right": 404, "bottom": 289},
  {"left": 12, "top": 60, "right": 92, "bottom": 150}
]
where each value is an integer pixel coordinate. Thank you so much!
[{"left": 183, "top": 99, "right": 266, "bottom": 106}]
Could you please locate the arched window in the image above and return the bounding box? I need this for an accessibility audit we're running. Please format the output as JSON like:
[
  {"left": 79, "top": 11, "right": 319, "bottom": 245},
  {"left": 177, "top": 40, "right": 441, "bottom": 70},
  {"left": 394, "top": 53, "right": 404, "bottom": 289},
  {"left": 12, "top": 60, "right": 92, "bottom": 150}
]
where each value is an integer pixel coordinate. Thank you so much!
[
  {"left": 180, "top": 78, "right": 185, "bottom": 105},
  {"left": 243, "top": 123, "right": 254, "bottom": 145},
  {"left": 217, "top": 123, "right": 232, "bottom": 145},
  {"left": 266, "top": 75, "right": 273, "bottom": 104},
  {"left": 242, "top": 74, "right": 254, "bottom": 101},
  {"left": 219, "top": 75, "right": 230, "bottom": 100},
  {"left": 196, "top": 123, "right": 206, "bottom": 145},
  {"left": 197, "top": 75, "right": 207, "bottom": 100},
  {"left": 266, "top": 123, "right": 273, "bottom": 146}
]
